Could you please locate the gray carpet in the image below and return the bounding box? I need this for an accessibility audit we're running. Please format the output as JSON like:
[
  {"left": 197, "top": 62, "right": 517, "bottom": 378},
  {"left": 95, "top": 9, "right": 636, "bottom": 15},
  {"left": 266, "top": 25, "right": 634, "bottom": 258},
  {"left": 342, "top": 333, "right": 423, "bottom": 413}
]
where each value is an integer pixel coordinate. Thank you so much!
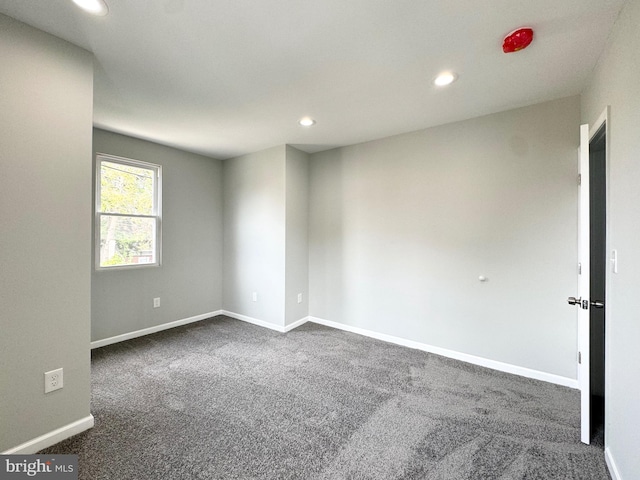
[{"left": 41, "top": 316, "right": 610, "bottom": 479}]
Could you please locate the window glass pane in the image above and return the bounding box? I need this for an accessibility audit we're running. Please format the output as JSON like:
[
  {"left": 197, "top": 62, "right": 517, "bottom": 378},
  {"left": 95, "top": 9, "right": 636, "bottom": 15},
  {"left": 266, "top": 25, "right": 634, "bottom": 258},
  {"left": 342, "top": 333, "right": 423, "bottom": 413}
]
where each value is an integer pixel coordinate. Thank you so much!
[
  {"left": 99, "top": 215, "right": 156, "bottom": 267},
  {"left": 100, "top": 161, "right": 154, "bottom": 215}
]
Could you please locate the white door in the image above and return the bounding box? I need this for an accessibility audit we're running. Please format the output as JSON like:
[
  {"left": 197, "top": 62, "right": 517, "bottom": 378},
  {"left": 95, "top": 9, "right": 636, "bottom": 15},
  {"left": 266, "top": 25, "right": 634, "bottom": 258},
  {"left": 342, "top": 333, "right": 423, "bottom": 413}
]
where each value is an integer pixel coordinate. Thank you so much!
[{"left": 577, "top": 123, "right": 591, "bottom": 444}]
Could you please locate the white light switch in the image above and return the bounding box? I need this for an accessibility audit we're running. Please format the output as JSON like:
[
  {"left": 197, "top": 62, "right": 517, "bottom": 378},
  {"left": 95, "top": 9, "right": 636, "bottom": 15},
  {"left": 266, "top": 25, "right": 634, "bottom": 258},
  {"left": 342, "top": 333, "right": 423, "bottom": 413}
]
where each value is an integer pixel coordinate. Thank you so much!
[{"left": 611, "top": 249, "right": 618, "bottom": 274}]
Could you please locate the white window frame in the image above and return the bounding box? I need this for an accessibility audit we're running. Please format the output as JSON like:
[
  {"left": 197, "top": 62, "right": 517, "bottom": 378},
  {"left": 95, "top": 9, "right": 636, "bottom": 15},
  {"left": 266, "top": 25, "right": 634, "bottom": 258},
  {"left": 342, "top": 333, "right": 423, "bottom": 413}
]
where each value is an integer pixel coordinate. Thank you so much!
[{"left": 95, "top": 153, "right": 162, "bottom": 270}]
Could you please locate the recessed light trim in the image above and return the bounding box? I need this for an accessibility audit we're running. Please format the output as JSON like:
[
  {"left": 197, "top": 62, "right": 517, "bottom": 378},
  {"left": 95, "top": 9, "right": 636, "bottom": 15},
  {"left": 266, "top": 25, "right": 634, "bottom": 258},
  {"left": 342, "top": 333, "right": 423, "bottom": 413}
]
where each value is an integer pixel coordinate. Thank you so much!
[
  {"left": 72, "top": 0, "right": 109, "bottom": 16},
  {"left": 434, "top": 72, "right": 457, "bottom": 87},
  {"left": 299, "top": 117, "right": 316, "bottom": 127}
]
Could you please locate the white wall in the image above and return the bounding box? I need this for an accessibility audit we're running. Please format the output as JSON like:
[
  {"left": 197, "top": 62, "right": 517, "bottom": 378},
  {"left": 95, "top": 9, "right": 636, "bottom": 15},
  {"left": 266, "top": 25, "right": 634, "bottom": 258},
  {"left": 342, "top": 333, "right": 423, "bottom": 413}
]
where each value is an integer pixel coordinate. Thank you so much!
[
  {"left": 309, "top": 96, "right": 580, "bottom": 380},
  {"left": 582, "top": 0, "right": 640, "bottom": 476},
  {"left": 91, "top": 129, "right": 224, "bottom": 342},
  {"left": 0, "top": 15, "right": 93, "bottom": 451},
  {"left": 285, "top": 146, "right": 310, "bottom": 325},
  {"left": 223, "top": 146, "right": 287, "bottom": 326}
]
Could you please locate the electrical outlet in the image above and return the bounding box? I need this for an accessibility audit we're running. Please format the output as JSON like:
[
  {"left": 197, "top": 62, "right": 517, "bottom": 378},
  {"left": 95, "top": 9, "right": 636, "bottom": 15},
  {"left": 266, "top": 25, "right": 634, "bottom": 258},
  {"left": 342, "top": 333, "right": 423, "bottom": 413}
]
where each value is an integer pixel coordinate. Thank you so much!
[
  {"left": 44, "top": 368, "right": 63, "bottom": 393},
  {"left": 153, "top": 297, "right": 161, "bottom": 308},
  {"left": 252, "top": 292, "right": 258, "bottom": 302},
  {"left": 297, "top": 293, "right": 303, "bottom": 304}
]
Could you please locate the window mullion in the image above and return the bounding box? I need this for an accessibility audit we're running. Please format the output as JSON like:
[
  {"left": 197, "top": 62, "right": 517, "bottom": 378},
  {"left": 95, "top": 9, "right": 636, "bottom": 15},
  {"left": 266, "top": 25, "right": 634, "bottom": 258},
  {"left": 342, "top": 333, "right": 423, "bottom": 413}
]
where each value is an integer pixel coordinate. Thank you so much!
[{"left": 97, "top": 212, "right": 158, "bottom": 219}]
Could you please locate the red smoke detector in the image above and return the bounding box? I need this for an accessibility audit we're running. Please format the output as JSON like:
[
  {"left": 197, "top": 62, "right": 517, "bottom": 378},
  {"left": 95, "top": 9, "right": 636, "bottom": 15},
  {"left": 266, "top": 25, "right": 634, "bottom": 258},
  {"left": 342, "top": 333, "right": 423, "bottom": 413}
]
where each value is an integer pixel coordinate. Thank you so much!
[{"left": 503, "top": 28, "right": 534, "bottom": 53}]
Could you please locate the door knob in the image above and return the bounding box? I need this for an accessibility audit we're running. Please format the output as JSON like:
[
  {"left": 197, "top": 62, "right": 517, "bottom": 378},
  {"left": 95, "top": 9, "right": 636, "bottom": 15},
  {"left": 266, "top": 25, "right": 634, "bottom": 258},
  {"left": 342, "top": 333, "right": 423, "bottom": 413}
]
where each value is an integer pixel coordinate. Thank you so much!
[
  {"left": 567, "top": 296, "right": 581, "bottom": 305},
  {"left": 590, "top": 300, "right": 605, "bottom": 309}
]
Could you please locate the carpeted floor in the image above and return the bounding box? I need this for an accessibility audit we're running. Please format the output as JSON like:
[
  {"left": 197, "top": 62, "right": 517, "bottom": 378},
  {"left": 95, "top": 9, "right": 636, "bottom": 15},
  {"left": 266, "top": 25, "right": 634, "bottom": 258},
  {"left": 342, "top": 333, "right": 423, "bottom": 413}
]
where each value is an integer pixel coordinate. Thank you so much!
[{"left": 41, "top": 315, "right": 610, "bottom": 479}]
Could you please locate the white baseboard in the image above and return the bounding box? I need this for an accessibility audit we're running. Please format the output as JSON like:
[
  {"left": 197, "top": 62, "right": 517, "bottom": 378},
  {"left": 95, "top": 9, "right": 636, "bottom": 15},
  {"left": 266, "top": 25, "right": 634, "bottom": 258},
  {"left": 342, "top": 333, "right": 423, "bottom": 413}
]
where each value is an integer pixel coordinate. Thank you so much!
[
  {"left": 91, "top": 310, "right": 578, "bottom": 388},
  {"left": 2, "top": 415, "right": 94, "bottom": 454},
  {"left": 91, "top": 310, "right": 224, "bottom": 349},
  {"left": 220, "top": 311, "right": 309, "bottom": 333},
  {"left": 308, "top": 316, "right": 579, "bottom": 389},
  {"left": 605, "top": 447, "right": 622, "bottom": 480},
  {"left": 220, "top": 310, "right": 288, "bottom": 332},
  {"left": 284, "top": 316, "right": 309, "bottom": 332}
]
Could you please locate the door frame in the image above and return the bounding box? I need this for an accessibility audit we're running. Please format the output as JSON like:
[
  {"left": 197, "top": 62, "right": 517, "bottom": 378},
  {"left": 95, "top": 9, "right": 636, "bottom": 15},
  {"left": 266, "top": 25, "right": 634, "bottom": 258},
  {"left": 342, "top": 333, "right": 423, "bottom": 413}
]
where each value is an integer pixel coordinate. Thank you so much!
[{"left": 578, "top": 106, "right": 610, "bottom": 444}]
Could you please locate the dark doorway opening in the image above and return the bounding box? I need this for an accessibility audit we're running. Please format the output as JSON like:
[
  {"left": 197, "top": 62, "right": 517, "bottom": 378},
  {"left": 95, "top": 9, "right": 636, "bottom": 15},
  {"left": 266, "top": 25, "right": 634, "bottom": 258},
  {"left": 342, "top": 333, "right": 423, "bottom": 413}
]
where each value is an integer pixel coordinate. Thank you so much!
[{"left": 589, "top": 124, "right": 606, "bottom": 444}]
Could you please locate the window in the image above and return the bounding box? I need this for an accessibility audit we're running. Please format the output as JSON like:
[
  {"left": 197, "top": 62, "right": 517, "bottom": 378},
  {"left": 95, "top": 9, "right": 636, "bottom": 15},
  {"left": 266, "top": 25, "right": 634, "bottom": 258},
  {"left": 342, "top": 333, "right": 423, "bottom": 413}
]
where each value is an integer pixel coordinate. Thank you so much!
[{"left": 96, "top": 154, "right": 161, "bottom": 269}]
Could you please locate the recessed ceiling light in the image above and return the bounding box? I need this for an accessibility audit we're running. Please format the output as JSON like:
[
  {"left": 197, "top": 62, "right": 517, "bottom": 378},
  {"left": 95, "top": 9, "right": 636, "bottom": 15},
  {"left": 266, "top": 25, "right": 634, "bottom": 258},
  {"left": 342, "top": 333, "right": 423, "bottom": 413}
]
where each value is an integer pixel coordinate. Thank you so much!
[
  {"left": 434, "top": 72, "right": 457, "bottom": 87},
  {"left": 299, "top": 117, "right": 316, "bottom": 127},
  {"left": 72, "top": 0, "right": 109, "bottom": 16}
]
